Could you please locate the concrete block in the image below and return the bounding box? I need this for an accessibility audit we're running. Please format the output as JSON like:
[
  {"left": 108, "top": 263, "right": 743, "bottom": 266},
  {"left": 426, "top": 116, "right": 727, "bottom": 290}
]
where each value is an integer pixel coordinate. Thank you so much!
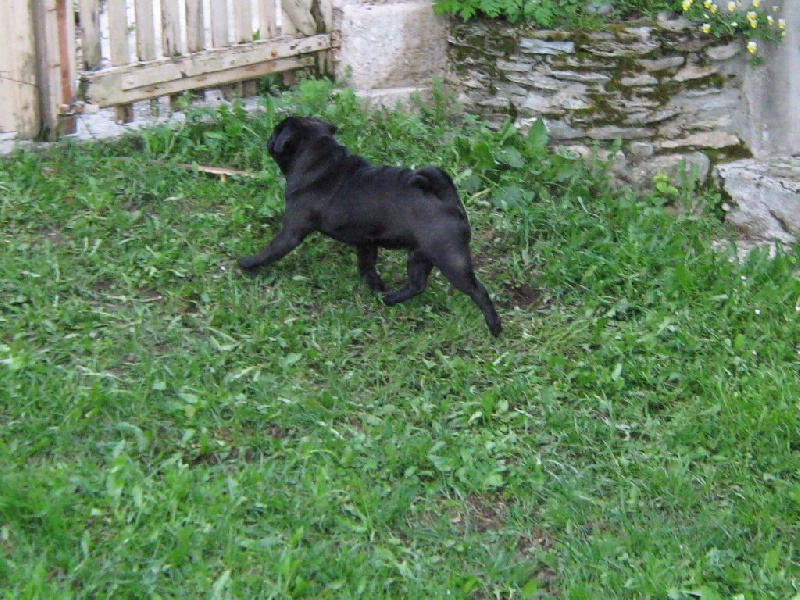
[{"left": 335, "top": 1, "right": 448, "bottom": 92}]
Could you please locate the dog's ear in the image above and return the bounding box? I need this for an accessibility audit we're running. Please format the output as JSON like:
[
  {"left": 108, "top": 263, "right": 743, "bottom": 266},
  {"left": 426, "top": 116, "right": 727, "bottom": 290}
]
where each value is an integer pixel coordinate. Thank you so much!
[
  {"left": 324, "top": 122, "right": 337, "bottom": 136},
  {"left": 271, "top": 123, "right": 295, "bottom": 155}
]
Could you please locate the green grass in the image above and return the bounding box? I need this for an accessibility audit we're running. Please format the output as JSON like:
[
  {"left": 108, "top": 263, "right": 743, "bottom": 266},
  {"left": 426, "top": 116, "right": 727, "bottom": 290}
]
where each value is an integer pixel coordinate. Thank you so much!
[{"left": 1, "top": 80, "right": 799, "bottom": 598}]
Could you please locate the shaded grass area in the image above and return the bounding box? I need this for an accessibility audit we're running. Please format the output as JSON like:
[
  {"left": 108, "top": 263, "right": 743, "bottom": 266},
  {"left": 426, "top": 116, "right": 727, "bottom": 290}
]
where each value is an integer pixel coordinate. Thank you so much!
[{"left": 1, "top": 80, "right": 799, "bottom": 598}]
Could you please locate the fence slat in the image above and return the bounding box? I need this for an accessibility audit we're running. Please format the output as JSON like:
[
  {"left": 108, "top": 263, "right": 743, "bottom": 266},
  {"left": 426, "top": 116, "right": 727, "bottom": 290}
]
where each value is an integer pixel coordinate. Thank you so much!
[
  {"left": 134, "top": 0, "right": 157, "bottom": 61},
  {"left": 234, "top": 0, "right": 253, "bottom": 43},
  {"left": 107, "top": 0, "right": 133, "bottom": 122},
  {"left": 282, "top": 0, "right": 317, "bottom": 36},
  {"left": 210, "top": 0, "right": 229, "bottom": 48},
  {"left": 258, "top": 0, "right": 277, "bottom": 39},
  {"left": 79, "top": 0, "right": 102, "bottom": 69},
  {"left": 107, "top": 0, "right": 130, "bottom": 65},
  {"left": 186, "top": 0, "right": 205, "bottom": 53},
  {"left": 58, "top": 0, "right": 77, "bottom": 133},
  {"left": 162, "top": 0, "right": 183, "bottom": 57},
  {"left": 0, "top": 0, "right": 40, "bottom": 137},
  {"left": 33, "top": 0, "right": 61, "bottom": 136}
]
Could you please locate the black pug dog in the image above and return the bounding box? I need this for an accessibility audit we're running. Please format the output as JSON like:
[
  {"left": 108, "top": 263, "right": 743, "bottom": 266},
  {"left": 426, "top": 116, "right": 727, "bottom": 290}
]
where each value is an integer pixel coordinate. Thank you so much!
[{"left": 237, "top": 116, "right": 501, "bottom": 337}]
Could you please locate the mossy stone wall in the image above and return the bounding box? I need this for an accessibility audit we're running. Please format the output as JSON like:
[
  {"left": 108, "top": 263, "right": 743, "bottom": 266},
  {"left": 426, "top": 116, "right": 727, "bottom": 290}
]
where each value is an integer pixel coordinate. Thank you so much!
[{"left": 447, "top": 14, "right": 753, "bottom": 186}]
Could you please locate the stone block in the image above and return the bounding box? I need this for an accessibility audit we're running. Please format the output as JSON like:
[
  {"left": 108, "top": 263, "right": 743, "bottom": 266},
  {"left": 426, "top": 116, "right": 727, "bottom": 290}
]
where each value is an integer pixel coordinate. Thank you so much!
[
  {"left": 716, "top": 158, "right": 800, "bottom": 243},
  {"left": 519, "top": 38, "right": 575, "bottom": 55},
  {"left": 659, "top": 132, "right": 741, "bottom": 150},
  {"left": 620, "top": 74, "right": 658, "bottom": 87},
  {"left": 674, "top": 64, "right": 719, "bottom": 83},
  {"left": 706, "top": 42, "right": 741, "bottom": 61},
  {"left": 636, "top": 56, "right": 685, "bottom": 72},
  {"left": 623, "top": 152, "right": 711, "bottom": 186},
  {"left": 587, "top": 125, "right": 653, "bottom": 140},
  {"left": 550, "top": 70, "right": 611, "bottom": 84}
]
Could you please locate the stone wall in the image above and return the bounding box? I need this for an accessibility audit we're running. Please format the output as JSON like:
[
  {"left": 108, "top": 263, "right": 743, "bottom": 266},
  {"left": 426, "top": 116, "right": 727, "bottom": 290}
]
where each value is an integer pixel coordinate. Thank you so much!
[{"left": 448, "top": 14, "right": 758, "bottom": 187}]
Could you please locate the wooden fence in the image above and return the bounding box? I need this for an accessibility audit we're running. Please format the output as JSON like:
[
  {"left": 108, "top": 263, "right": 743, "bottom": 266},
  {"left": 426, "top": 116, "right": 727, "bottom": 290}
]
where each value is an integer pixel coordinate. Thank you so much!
[{"left": 0, "top": 0, "right": 334, "bottom": 140}]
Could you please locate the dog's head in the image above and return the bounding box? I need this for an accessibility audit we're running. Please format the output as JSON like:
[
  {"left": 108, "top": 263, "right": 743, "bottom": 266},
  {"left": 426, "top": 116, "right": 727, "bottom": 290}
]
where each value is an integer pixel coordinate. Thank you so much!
[{"left": 267, "top": 116, "right": 338, "bottom": 171}]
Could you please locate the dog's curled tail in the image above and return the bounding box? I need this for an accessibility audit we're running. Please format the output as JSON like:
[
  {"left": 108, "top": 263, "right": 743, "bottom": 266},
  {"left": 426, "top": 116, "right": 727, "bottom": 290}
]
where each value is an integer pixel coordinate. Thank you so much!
[{"left": 409, "top": 166, "right": 463, "bottom": 207}]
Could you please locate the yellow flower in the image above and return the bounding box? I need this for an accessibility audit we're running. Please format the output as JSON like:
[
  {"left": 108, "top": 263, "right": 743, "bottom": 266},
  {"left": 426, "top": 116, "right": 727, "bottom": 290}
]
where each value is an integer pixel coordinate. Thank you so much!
[
  {"left": 767, "top": 15, "right": 774, "bottom": 25},
  {"left": 709, "top": 3, "right": 718, "bottom": 13},
  {"left": 682, "top": 0, "right": 693, "bottom": 11},
  {"left": 746, "top": 11, "right": 758, "bottom": 27},
  {"left": 702, "top": 23, "right": 711, "bottom": 33},
  {"left": 752, "top": 0, "right": 759, "bottom": 6},
  {"left": 778, "top": 18, "right": 786, "bottom": 29},
  {"left": 747, "top": 41, "right": 757, "bottom": 53},
  {"left": 727, "top": 1, "right": 736, "bottom": 11}
]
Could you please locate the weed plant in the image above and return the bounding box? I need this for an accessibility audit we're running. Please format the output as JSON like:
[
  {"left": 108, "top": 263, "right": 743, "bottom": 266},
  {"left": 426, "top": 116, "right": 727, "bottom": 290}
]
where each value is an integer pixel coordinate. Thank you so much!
[
  {"left": 434, "top": 0, "right": 680, "bottom": 28},
  {"left": 1, "top": 80, "right": 799, "bottom": 598}
]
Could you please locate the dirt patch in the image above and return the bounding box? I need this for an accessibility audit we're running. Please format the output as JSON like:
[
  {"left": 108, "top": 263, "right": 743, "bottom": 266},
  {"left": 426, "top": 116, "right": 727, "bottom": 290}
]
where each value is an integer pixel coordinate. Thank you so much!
[{"left": 501, "top": 283, "right": 551, "bottom": 310}]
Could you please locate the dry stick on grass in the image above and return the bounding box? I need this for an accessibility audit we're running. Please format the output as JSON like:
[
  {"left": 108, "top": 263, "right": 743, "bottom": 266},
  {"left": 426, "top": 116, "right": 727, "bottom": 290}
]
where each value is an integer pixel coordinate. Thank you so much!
[{"left": 150, "top": 160, "right": 259, "bottom": 182}]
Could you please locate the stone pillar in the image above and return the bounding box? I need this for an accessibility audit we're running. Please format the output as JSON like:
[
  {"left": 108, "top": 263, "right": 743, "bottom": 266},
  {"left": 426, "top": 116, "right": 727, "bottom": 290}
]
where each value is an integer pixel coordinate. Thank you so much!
[
  {"left": 742, "top": 1, "right": 800, "bottom": 157},
  {"left": 333, "top": 0, "right": 449, "bottom": 105}
]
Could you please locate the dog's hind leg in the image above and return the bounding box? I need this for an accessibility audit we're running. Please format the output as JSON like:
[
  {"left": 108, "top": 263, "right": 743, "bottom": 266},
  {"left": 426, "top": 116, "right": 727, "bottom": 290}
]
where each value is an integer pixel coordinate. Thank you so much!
[
  {"left": 382, "top": 250, "right": 433, "bottom": 306},
  {"left": 431, "top": 251, "right": 502, "bottom": 337},
  {"left": 357, "top": 244, "right": 386, "bottom": 292},
  {"left": 237, "top": 228, "right": 308, "bottom": 270}
]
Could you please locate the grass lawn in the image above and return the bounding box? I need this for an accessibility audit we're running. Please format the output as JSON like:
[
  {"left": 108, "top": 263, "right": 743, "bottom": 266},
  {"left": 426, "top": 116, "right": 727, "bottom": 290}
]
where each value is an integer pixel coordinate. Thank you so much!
[{"left": 1, "top": 80, "right": 798, "bottom": 598}]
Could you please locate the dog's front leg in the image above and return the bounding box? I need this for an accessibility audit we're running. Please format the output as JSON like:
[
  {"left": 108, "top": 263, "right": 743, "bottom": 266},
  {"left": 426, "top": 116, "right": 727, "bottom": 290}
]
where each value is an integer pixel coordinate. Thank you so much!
[
  {"left": 237, "top": 227, "right": 309, "bottom": 271},
  {"left": 356, "top": 244, "right": 386, "bottom": 292}
]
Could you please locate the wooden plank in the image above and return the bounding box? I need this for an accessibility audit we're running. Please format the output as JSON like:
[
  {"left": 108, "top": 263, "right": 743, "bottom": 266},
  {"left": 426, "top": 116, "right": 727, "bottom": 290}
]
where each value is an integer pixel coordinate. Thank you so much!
[
  {"left": 210, "top": 0, "right": 229, "bottom": 48},
  {"left": 234, "top": 0, "right": 254, "bottom": 43},
  {"left": 186, "top": 0, "right": 206, "bottom": 53},
  {"left": 79, "top": 0, "right": 102, "bottom": 69},
  {"left": 257, "top": 0, "right": 277, "bottom": 40},
  {"left": 81, "top": 30, "right": 330, "bottom": 106},
  {"left": 134, "top": 0, "right": 157, "bottom": 61},
  {"left": 162, "top": 0, "right": 183, "bottom": 57},
  {"left": 131, "top": 35, "right": 328, "bottom": 84},
  {"left": 0, "top": 0, "right": 40, "bottom": 137},
  {"left": 84, "top": 54, "right": 316, "bottom": 105}
]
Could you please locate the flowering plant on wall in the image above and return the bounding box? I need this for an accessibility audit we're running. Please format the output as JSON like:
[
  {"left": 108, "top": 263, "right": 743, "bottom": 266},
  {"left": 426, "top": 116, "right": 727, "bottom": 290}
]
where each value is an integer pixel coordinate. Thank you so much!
[{"left": 681, "top": 0, "right": 785, "bottom": 64}]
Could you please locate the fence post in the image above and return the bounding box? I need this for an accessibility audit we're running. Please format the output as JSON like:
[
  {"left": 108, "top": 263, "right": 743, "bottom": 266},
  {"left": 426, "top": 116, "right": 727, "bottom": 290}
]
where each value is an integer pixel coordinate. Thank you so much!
[
  {"left": 33, "top": 0, "right": 76, "bottom": 139},
  {"left": 0, "top": 0, "right": 40, "bottom": 138}
]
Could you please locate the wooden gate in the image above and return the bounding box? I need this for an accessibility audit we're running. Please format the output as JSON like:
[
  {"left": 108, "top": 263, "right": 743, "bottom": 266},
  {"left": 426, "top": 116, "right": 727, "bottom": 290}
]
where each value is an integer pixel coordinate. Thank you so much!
[{"left": 0, "top": 0, "right": 335, "bottom": 140}]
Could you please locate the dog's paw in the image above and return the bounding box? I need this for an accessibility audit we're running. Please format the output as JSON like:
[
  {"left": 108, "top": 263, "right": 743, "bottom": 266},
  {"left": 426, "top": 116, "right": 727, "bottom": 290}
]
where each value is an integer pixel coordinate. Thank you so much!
[
  {"left": 364, "top": 275, "right": 387, "bottom": 294},
  {"left": 488, "top": 319, "right": 502, "bottom": 337}
]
